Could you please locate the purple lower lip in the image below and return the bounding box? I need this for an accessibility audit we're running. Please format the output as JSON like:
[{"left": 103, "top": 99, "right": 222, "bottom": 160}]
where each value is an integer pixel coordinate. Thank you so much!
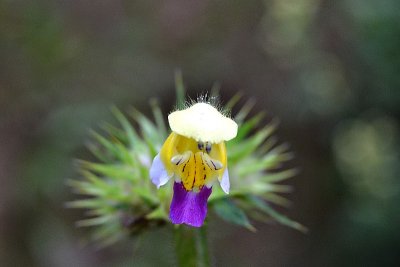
[{"left": 169, "top": 182, "right": 212, "bottom": 227}]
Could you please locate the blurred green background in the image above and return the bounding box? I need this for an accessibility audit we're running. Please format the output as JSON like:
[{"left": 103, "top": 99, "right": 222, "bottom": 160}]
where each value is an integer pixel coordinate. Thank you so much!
[{"left": 1, "top": 0, "right": 399, "bottom": 266}]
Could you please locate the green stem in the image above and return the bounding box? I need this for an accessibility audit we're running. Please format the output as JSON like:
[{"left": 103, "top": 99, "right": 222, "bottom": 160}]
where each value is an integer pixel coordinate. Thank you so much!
[{"left": 174, "top": 225, "right": 211, "bottom": 267}]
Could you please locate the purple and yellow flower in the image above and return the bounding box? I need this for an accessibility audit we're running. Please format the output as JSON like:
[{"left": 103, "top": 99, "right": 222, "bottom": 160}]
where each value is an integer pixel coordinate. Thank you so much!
[{"left": 150, "top": 102, "right": 238, "bottom": 227}]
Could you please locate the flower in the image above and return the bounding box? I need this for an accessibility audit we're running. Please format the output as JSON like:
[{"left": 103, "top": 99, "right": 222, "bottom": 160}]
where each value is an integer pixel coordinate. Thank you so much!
[
  {"left": 150, "top": 102, "right": 238, "bottom": 227},
  {"left": 67, "top": 75, "right": 306, "bottom": 247}
]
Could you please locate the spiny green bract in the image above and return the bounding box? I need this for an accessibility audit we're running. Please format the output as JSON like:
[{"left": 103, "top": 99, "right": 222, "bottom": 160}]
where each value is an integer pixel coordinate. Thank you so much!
[{"left": 67, "top": 81, "right": 306, "bottom": 247}]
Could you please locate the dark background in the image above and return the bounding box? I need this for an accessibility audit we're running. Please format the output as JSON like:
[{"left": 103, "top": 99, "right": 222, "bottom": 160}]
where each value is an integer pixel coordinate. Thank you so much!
[{"left": 1, "top": 0, "right": 399, "bottom": 266}]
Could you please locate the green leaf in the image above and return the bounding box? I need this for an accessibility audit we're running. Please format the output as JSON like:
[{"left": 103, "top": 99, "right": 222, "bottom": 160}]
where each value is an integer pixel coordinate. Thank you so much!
[
  {"left": 234, "top": 112, "right": 265, "bottom": 141},
  {"left": 89, "top": 130, "right": 122, "bottom": 160},
  {"left": 85, "top": 141, "right": 111, "bottom": 163},
  {"left": 224, "top": 92, "right": 242, "bottom": 111},
  {"left": 129, "top": 107, "right": 162, "bottom": 145},
  {"left": 245, "top": 196, "right": 307, "bottom": 233},
  {"left": 132, "top": 187, "right": 159, "bottom": 206},
  {"left": 80, "top": 170, "right": 110, "bottom": 190},
  {"left": 212, "top": 199, "right": 255, "bottom": 231},
  {"left": 150, "top": 98, "right": 168, "bottom": 138},
  {"left": 234, "top": 99, "right": 255, "bottom": 123},
  {"left": 92, "top": 223, "right": 126, "bottom": 247},
  {"left": 111, "top": 106, "right": 140, "bottom": 149},
  {"left": 67, "top": 179, "right": 106, "bottom": 196},
  {"left": 146, "top": 206, "right": 168, "bottom": 220},
  {"left": 228, "top": 126, "right": 272, "bottom": 163},
  {"left": 210, "top": 81, "right": 221, "bottom": 99},
  {"left": 76, "top": 215, "right": 114, "bottom": 227},
  {"left": 101, "top": 122, "right": 129, "bottom": 144},
  {"left": 65, "top": 199, "right": 103, "bottom": 209},
  {"left": 78, "top": 160, "right": 136, "bottom": 181},
  {"left": 261, "top": 169, "right": 299, "bottom": 183},
  {"left": 235, "top": 153, "right": 293, "bottom": 177},
  {"left": 262, "top": 192, "right": 291, "bottom": 207},
  {"left": 175, "top": 70, "right": 186, "bottom": 109}
]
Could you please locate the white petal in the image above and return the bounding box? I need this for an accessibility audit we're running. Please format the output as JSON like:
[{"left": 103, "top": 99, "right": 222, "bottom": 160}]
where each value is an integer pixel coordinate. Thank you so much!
[
  {"left": 150, "top": 153, "right": 171, "bottom": 188},
  {"left": 170, "top": 151, "right": 191, "bottom": 165},
  {"left": 219, "top": 168, "right": 230, "bottom": 194},
  {"left": 201, "top": 153, "right": 223, "bottom": 170},
  {"left": 210, "top": 159, "right": 223, "bottom": 170},
  {"left": 168, "top": 103, "right": 238, "bottom": 143}
]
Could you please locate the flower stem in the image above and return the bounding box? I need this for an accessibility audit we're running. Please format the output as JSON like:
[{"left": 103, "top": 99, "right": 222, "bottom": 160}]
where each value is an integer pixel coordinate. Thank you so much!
[{"left": 174, "top": 225, "right": 211, "bottom": 267}]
